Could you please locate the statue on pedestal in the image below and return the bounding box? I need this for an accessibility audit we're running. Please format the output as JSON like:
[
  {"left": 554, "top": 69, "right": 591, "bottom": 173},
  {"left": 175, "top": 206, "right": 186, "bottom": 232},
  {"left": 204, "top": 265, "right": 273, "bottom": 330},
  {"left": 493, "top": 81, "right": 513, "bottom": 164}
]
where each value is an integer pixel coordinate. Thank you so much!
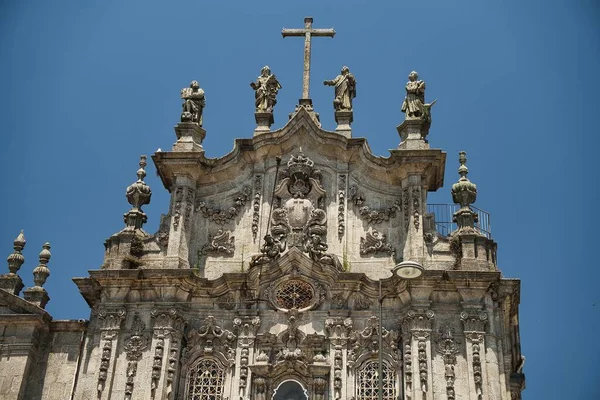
[
  {"left": 324, "top": 66, "right": 356, "bottom": 111},
  {"left": 250, "top": 66, "right": 282, "bottom": 112},
  {"left": 401, "top": 71, "right": 436, "bottom": 123},
  {"left": 180, "top": 80, "right": 205, "bottom": 125}
]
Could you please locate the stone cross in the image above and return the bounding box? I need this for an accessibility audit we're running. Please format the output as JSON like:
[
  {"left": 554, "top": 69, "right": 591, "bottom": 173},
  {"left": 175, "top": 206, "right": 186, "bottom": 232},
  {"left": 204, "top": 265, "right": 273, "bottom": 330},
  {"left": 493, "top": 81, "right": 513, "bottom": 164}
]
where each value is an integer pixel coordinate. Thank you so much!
[{"left": 282, "top": 17, "right": 335, "bottom": 100}]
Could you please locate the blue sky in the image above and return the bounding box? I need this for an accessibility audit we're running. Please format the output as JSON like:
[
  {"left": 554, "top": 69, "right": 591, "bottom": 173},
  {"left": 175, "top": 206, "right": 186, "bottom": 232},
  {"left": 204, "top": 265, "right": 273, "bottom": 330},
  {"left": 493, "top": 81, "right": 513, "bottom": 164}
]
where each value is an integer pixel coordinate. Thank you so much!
[{"left": 0, "top": 1, "right": 598, "bottom": 398}]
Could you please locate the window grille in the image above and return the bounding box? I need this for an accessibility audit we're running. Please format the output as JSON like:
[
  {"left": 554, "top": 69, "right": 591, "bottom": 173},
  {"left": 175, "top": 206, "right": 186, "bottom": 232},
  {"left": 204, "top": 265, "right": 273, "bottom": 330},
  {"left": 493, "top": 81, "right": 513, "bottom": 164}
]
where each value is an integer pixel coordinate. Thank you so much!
[
  {"left": 274, "top": 279, "right": 314, "bottom": 310},
  {"left": 357, "top": 361, "right": 396, "bottom": 400},
  {"left": 186, "top": 359, "right": 225, "bottom": 400}
]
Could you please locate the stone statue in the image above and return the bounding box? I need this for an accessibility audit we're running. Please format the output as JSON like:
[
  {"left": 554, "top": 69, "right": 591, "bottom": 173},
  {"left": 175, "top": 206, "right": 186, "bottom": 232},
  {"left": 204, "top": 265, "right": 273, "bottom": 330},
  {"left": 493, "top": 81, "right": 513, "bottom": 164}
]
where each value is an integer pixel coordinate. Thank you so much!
[
  {"left": 401, "top": 71, "right": 436, "bottom": 122},
  {"left": 250, "top": 66, "right": 282, "bottom": 112},
  {"left": 324, "top": 66, "right": 356, "bottom": 111},
  {"left": 180, "top": 80, "right": 205, "bottom": 125}
]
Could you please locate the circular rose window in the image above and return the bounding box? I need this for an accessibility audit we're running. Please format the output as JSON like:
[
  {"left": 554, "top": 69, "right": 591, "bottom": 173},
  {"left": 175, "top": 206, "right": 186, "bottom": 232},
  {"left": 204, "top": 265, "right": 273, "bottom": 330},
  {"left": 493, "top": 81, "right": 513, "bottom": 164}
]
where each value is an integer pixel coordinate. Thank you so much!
[{"left": 274, "top": 280, "right": 315, "bottom": 310}]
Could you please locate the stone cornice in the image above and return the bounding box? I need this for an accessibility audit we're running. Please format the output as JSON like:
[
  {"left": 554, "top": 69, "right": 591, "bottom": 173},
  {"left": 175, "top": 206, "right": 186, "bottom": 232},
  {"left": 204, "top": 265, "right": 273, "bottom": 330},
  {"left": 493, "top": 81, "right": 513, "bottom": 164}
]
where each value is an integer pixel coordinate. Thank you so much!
[{"left": 152, "top": 106, "right": 446, "bottom": 192}]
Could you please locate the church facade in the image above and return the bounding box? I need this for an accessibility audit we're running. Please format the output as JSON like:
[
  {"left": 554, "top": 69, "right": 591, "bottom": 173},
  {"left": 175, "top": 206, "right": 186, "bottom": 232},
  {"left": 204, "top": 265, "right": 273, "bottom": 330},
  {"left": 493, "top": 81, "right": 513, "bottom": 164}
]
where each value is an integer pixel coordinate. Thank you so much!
[{"left": 0, "top": 18, "right": 525, "bottom": 400}]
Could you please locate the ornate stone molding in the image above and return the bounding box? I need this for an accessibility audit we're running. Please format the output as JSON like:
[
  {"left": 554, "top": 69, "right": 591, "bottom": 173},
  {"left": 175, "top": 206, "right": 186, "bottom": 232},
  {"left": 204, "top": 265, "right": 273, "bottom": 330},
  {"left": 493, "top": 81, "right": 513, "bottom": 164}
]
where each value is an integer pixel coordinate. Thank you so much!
[
  {"left": 403, "top": 339, "right": 413, "bottom": 399},
  {"left": 172, "top": 187, "right": 184, "bottom": 230},
  {"left": 402, "top": 187, "right": 409, "bottom": 230},
  {"left": 195, "top": 185, "right": 251, "bottom": 225},
  {"left": 353, "top": 293, "right": 372, "bottom": 310},
  {"left": 123, "top": 315, "right": 149, "bottom": 400},
  {"left": 338, "top": 174, "right": 346, "bottom": 237},
  {"left": 349, "top": 185, "right": 401, "bottom": 224},
  {"left": 466, "top": 333, "right": 485, "bottom": 398},
  {"left": 201, "top": 229, "right": 235, "bottom": 255},
  {"left": 359, "top": 230, "right": 394, "bottom": 255},
  {"left": 436, "top": 325, "right": 460, "bottom": 400},
  {"left": 252, "top": 175, "right": 262, "bottom": 242}
]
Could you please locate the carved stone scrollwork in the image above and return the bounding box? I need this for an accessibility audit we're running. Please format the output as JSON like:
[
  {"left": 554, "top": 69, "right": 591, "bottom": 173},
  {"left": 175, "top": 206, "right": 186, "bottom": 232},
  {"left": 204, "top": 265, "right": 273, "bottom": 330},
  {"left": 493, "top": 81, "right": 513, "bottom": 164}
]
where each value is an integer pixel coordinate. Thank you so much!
[
  {"left": 218, "top": 293, "right": 236, "bottom": 310},
  {"left": 338, "top": 174, "right": 346, "bottom": 237},
  {"left": 460, "top": 311, "right": 488, "bottom": 333},
  {"left": 195, "top": 186, "right": 251, "bottom": 225},
  {"left": 185, "top": 316, "right": 237, "bottom": 366},
  {"left": 436, "top": 325, "right": 460, "bottom": 400},
  {"left": 402, "top": 187, "right": 410, "bottom": 230},
  {"left": 252, "top": 175, "right": 262, "bottom": 242},
  {"left": 123, "top": 315, "right": 148, "bottom": 400},
  {"left": 96, "top": 308, "right": 126, "bottom": 395},
  {"left": 173, "top": 187, "right": 183, "bottom": 231},
  {"left": 349, "top": 186, "right": 402, "bottom": 224},
  {"left": 348, "top": 316, "right": 398, "bottom": 368},
  {"left": 201, "top": 229, "right": 235, "bottom": 255},
  {"left": 331, "top": 292, "right": 347, "bottom": 309},
  {"left": 313, "top": 376, "right": 327, "bottom": 400},
  {"left": 360, "top": 230, "right": 394, "bottom": 255}
]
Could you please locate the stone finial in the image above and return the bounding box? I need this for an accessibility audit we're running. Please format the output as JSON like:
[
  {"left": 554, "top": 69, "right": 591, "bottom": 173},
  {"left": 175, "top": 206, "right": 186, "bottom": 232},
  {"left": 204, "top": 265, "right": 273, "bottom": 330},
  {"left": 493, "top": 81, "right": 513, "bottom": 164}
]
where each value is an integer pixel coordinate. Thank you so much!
[
  {"left": 23, "top": 242, "right": 51, "bottom": 308},
  {"left": 33, "top": 242, "right": 51, "bottom": 287},
  {"left": 123, "top": 156, "right": 152, "bottom": 230},
  {"left": 7, "top": 230, "right": 26, "bottom": 274},
  {"left": 451, "top": 152, "right": 478, "bottom": 232}
]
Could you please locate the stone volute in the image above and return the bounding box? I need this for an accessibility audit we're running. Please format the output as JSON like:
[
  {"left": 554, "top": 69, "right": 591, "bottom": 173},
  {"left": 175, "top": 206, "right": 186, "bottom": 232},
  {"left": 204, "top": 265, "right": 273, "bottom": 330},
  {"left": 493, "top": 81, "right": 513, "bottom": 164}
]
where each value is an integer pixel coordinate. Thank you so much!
[
  {"left": 451, "top": 151, "right": 478, "bottom": 233},
  {"left": 124, "top": 155, "right": 152, "bottom": 230}
]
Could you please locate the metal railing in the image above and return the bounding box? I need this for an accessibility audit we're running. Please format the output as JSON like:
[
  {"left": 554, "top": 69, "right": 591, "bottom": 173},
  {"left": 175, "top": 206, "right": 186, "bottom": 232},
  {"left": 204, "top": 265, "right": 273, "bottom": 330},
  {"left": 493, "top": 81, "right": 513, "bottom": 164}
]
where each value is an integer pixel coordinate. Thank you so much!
[{"left": 426, "top": 204, "right": 492, "bottom": 239}]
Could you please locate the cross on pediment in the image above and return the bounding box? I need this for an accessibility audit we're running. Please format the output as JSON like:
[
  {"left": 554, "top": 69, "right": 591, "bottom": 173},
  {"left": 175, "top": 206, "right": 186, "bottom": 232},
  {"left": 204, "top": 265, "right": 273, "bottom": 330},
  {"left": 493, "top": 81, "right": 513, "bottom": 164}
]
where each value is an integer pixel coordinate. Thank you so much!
[{"left": 282, "top": 17, "right": 335, "bottom": 102}]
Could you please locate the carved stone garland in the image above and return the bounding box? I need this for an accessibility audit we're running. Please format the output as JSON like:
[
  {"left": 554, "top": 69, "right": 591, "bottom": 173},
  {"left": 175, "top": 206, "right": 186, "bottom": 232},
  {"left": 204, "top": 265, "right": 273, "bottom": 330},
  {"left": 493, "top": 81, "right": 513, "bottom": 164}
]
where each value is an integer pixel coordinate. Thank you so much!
[
  {"left": 412, "top": 186, "right": 421, "bottom": 231},
  {"left": 349, "top": 185, "right": 402, "bottom": 224},
  {"left": 360, "top": 230, "right": 394, "bottom": 255},
  {"left": 461, "top": 312, "right": 488, "bottom": 399},
  {"left": 96, "top": 308, "right": 126, "bottom": 396},
  {"left": 403, "top": 339, "right": 413, "bottom": 400},
  {"left": 196, "top": 185, "right": 252, "bottom": 225},
  {"left": 124, "top": 315, "right": 149, "bottom": 400},
  {"left": 436, "top": 325, "right": 461, "bottom": 400},
  {"left": 402, "top": 187, "right": 409, "bottom": 230},
  {"left": 325, "top": 317, "right": 353, "bottom": 399},
  {"left": 201, "top": 229, "right": 235, "bottom": 255},
  {"left": 338, "top": 174, "right": 346, "bottom": 237},
  {"left": 252, "top": 175, "right": 262, "bottom": 242},
  {"left": 173, "top": 187, "right": 184, "bottom": 230},
  {"left": 401, "top": 310, "right": 434, "bottom": 396},
  {"left": 233, "top": 316, "right": 260, "bottom": 399}
]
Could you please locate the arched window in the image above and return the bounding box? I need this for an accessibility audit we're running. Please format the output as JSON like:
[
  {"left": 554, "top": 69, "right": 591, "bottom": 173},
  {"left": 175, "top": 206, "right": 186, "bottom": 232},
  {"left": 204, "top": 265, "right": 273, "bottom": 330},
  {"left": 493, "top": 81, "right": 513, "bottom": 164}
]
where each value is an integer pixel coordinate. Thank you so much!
[
  {"left": 185, "top": 358, "right": 226, "bottom": 400},
  {"left": 357, "top": 360, "right": 396, "bottom": 400}
]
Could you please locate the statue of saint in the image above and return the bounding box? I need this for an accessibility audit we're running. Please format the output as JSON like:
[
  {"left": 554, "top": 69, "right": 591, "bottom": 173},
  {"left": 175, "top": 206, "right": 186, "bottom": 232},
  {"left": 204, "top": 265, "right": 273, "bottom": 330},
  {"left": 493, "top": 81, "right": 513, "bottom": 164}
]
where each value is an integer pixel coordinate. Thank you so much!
[
  {"left": 180, "top": 80, "right": 205, "bottom": 125},
  {"left": 401, "top": 71, "right": 436, "bottom": 122},
  {"left": 250, "top": 66, "right": 282, "bottom": 112},
  {"left": 324, "top": 66, "right": 356, "bottom": 111}
]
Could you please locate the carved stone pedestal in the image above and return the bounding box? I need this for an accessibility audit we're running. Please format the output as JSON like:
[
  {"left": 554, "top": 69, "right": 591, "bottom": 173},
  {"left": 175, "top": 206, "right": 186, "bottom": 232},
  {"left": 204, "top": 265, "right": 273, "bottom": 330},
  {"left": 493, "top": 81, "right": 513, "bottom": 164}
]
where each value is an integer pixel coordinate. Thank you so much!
[
  {"left": 254, "top": 111, "right": 274, "bottom": 134},
  {"left": 0, "top": 274, "right": 24, "bottom": 295},
  {"left": 397, "top": 119, "right": 430, "bottom": 150},
  {"left": 334, "top": 110, "right": 353, "bottom": 138},
  {"left": 173, "top": 122, "right": 206, "bottom": 152},
  {"left": 23, "top": 286, "right": 50, "bottom": 309}
]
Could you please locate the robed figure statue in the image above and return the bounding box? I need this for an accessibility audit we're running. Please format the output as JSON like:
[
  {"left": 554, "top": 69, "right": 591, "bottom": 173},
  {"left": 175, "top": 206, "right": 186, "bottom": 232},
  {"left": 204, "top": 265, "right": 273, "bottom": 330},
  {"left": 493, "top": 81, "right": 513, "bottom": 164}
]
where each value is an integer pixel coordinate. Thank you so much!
[
  {"left": 324, "top": 66, "right": 356, "bottom": 111},
  {"left": 180, "top": 80, "right": 205, "bottom": 126},
  {"left": 250, "top": 66, "right": 282, "bottom": 112},
  {"left": 401, "top": 71, "right": 434, "bottom": 122}
]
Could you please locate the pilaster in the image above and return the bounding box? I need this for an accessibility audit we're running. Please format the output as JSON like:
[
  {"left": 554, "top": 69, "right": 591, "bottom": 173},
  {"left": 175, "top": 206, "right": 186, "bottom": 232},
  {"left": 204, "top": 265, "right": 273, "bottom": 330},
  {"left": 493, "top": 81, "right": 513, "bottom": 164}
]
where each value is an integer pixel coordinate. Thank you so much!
[
  {"left": 165, "top": 175, "right": 197, "bottom": 268},
  {"left": 96, "top": 308, "right": 126, "bottom": 400},
  {"left": 401, "top": 309, "right": 434, "bottom": 400},
  {"left": 150, "top": 308, "right": 186, "bottom": 400},
  {"left": 325, "top": 316, "right": 353, "bottom": 400},
  {"left": 402, "top": 175, "right": 426, "bottom": 263},
  {"left": 461, "top": 311, "right": 489, "bottom": 400}
]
